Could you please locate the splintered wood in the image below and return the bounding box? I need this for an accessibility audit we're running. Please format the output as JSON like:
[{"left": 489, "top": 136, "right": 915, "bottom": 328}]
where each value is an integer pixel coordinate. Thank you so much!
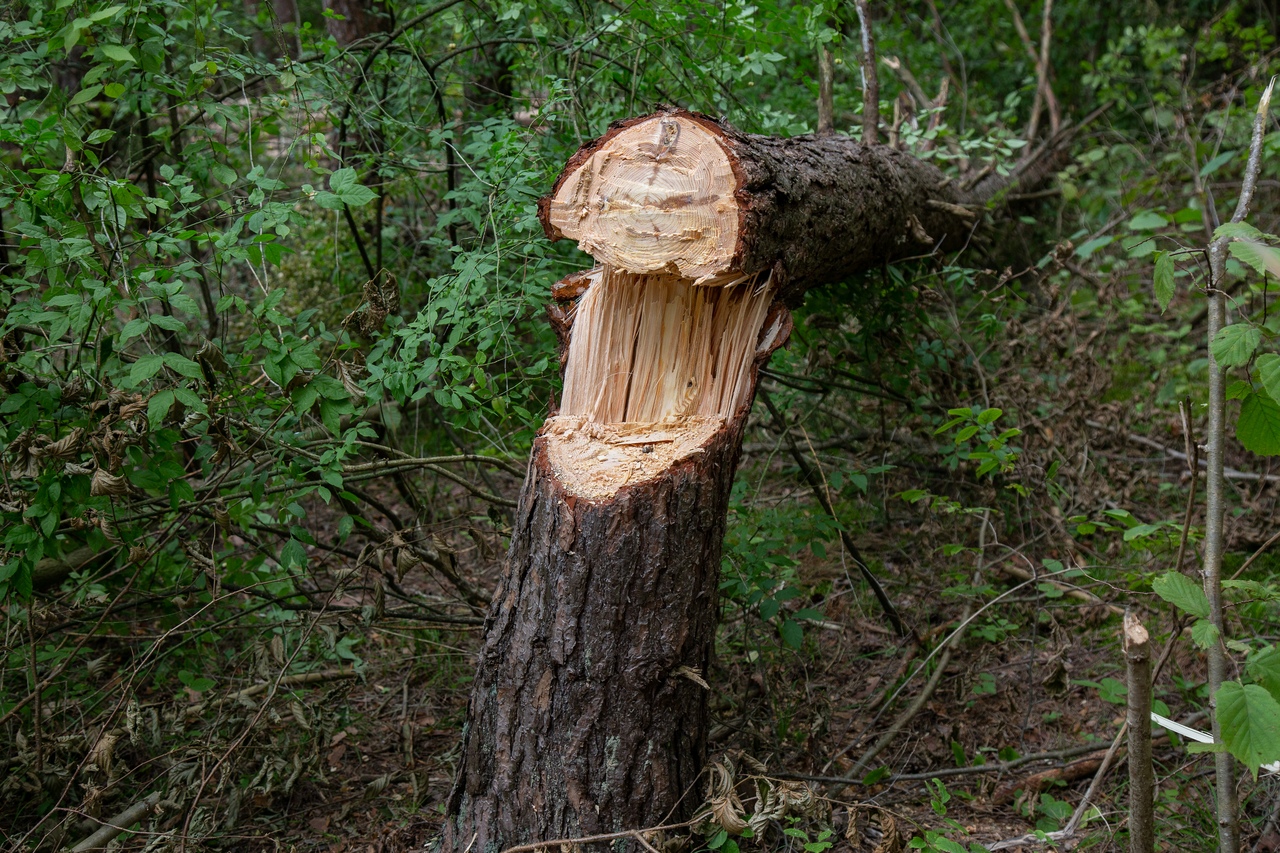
[
  {"left": 546, "top": 266, "right": 773, "bottom": 499},
  {"left": 546, "top": 115, "right": 739, "bottom": 280},
  {"left": 560, "top": 266, "right": 772, "bottom": 423}
]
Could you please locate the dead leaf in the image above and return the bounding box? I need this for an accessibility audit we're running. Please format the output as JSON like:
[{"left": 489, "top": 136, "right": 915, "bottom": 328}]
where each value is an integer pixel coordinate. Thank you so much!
[{"left": 873, "top": 814, "right": 904, "bottom": 853}]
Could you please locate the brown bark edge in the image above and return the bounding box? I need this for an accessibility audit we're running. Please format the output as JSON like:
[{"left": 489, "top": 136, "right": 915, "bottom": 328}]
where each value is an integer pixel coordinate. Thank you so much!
[{"left": 441, "top": 308, "right": 793, "bottom": 853}]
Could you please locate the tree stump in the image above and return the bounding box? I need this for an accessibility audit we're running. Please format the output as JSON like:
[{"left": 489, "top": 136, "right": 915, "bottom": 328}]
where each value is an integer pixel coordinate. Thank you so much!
[{"left": 443, "top": 108, "right": 979, "bottom": 852}]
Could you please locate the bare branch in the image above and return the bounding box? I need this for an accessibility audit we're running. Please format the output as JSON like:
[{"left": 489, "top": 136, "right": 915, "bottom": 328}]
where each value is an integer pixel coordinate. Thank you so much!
[
  {"left": 817, "top": 44, "right": 835, "bottom": 136},
  {"left": 853, "top": 0, "right": 879, "bottom": 145}
]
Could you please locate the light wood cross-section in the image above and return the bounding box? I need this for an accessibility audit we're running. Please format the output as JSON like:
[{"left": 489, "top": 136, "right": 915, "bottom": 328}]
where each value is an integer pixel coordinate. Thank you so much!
[{"left": 545, "top": 115, "right": 740, "bottom": 280}]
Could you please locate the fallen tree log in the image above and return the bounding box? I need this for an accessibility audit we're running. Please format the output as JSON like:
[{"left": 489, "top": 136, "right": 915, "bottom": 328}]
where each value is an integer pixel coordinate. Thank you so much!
[
  {"left": 538, "top": 108, "right": 973, "bottom": 298},
  {"left": 441, "top": 108, "right": 1025, "bottom": 851}
]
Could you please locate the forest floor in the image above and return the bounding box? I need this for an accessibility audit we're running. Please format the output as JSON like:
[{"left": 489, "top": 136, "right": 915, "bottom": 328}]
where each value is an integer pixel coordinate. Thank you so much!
[{"left": 224, "top": 398, "right": 1280, "bottom": 853}]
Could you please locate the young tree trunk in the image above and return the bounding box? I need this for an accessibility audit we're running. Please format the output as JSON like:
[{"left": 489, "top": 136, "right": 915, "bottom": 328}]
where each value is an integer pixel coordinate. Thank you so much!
[{"left": 443, "top": 108, "right": 1020, "bottom": 851}]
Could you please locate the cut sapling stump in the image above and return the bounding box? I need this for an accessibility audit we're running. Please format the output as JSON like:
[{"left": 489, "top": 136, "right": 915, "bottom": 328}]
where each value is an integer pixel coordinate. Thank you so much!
[{"left": 444, "top": 108, "right": 983, "bottom": 851}]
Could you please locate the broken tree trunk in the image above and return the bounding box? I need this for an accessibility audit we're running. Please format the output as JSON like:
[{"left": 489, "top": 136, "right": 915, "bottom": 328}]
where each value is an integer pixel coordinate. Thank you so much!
[
  {"left": 442, "top": 108, "right": 981, "bottom": 852},
  {"left": 538, "top": 108, "right": 974, "bottom": 297}
]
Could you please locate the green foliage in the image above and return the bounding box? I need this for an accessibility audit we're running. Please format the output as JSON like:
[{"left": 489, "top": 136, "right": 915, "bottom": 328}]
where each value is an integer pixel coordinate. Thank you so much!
[
  {"left": 934, "top": 407, "right": 1022, "bottom": 479},
  {"left": 0, "top": 0, "right": 1277, "bottom": 846},
  {"left": 1153, "top": 571, "right": 1210, "bottom": 619},
  {"left": 907, "top": 780, "right": 988, "bottom": 853},
  {"left": 721, "top": 483, "right": 839, "bottom": 650},
  {"left": 1215, "top": 682, "right": 1280, "bottom": 777}
]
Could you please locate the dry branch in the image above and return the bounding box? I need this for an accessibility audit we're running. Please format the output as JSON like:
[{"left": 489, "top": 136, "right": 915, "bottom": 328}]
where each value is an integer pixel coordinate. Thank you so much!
[
  {"left": 996, "top": 563, "right": 1123, "bottom": 615},
  {"left": 817, "top": 44, "right": 835, "bottom": 137},
  {"left": 853, "top": 0, "right": 879, "bottom": 145},
  {"left": 70, "top": 791, "right": 162, "bottom": 852}
]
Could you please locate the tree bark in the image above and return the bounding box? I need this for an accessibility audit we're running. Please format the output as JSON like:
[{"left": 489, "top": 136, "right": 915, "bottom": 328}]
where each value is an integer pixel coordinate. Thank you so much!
[
  {"left": 444, "top": 106, "right": 1045, "bottom": 852},
  {"left": 539, "top": 108, "right": 973, "bottom": 298},
  {"left": 442, "top": 312, "right": 789, "bottom": 852},
  {"left": 1124, "top": 612, "right": 1154, "bottom": 853}
]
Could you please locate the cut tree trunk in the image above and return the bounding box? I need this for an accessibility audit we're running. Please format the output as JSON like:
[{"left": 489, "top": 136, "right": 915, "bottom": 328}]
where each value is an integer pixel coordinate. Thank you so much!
[
  {"left": 442, "top": 108, "right": 998, "bottom": 852},
  {"left": 441, "top": 329, "right": 782, "bottom": 849},
  {"left": 538, "top": 108, "right": 976, "bottom": 298}
]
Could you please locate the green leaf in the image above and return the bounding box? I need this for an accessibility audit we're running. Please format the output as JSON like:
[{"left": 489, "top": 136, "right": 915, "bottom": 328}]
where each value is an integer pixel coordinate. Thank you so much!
[
  {"left": 1216, "top": 681, "right": 1280, "bottom": 776},
  {"left": 779, "top": 618, "right": 803, "bottom": 649},
  {"left": 1238, "top": 392, "right": 1280, "bottom": 456},
  {"left": 1259, "top": 354, "right": 1280, "bottom": 404},
  {"left": 280, "top": 538, "right": 307, "bottom": 569},
  {"left": 1128, "top": 211, "right": 1168, "bottom": 230},
  {"left": 1151, "top": 571, "right": 1210, "bottom": 619},
  {"left": 1154, "top": 251, "right": 1175, "bottom": 311},
  {"left": 1230, "top": 241, "right": 1280, "bottom": 278},
  {"left": 88, "top": 5, "right": 125, "bottom": 21},
  {"left": 211, "top": 163, "right": 237, "bottom": 186},
  {"left": 329, "top": 167, "right": 358, "bottom": 194},
  {"left": 147, "top": 390, "right": 175, "bottom": 428},
  {"left": 329, "top": 167, "right": 377, "bottom": 206},
  {"left": 339, "top": 183, "right": 377, "bottom": 207},
  {"left": 99, "top": 44, "right": 135, "bottom": 62},
  {"left": 119, "top": 316, "right": 150, "bottom": 344},
  {"left": 178, "top": 669, "right": 216, "bottom": 692},
  {"left": 1200, "top": 150, "right": 1239, "bottom": 179},
  {"left": 68, "top": 84, "right": 103, "bottom": 106},
  {"left": 1214, "top": 221, "right": 1265, "bottom": 242},
  {"left": 129, "top": 354, "right": 166, "bottom": 385},
  {"left": 1247, "top": 646, "right": 1280, "bottom": 702},
  {"left": 1227, "top": 380, "right": 1253, "bottom": 401},
  {"left": 1211, "top": 324, "right": 1260, "bottom": 368},
  {"left": 313, "top": 191, "right": 345, "bottom": 210},
  {"left": 163, "top": 353, "right": 204, "bottom": 379},
  {"left": 103, "top": 82, "right": 126, "bottom": 98},
  {"left": 1191, "top": 619, "right": 1221, "bottom": 650}
]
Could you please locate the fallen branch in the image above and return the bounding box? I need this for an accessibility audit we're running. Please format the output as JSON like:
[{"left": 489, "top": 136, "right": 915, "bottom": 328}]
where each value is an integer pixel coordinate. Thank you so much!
[
  {"left": 992, "top": 754, "right": 1106, "bottom": 805},
  {"left": 1230, "top": 527, "right": 1280, "bottom": 580},
  {"left": 1086, "top": 419, "right": 1280, "bottom": 483},
  {"left": 226, "top": 667, "right": 358, "bottom": 702},
  {"left": 758, "top": 390, "right": 906, "bottom": 636},
  {"left": 778, "top": 741, "right": 1110, "bottom": 787},
  {"left": 834, "top": 510, "right": 992, "bottom": 790},
  {"left": 996, "top": 563, "right": 1123, "bottom": 616},
  {"left": 70, "top": 791, "right": 162, "bottom": 852}
]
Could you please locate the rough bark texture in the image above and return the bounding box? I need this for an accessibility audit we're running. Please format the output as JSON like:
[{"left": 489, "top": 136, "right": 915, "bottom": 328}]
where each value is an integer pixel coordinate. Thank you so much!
[
  {"left": 539, "top": 108, "right": 971, "bottom": 300},
  {"left": 441, "top": 410, "right": 744, "bottom": 853},
  {"left": 449, "top": 106, "right": 1002, "bottom": 853},
  {"left": 442, "top": 304, "right": 791, "bottom": 853}
]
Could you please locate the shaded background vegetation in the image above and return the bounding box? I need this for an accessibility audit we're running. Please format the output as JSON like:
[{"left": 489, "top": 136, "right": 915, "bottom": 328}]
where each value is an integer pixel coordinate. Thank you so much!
[{"left": 3, "top": 0, "right": 1280, "bottom": 849}]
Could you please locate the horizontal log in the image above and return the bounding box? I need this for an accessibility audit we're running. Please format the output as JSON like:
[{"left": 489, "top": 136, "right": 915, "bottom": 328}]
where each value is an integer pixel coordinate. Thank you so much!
[{"left": 539, "top": 108, "right": 973, "bottom": 298}]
